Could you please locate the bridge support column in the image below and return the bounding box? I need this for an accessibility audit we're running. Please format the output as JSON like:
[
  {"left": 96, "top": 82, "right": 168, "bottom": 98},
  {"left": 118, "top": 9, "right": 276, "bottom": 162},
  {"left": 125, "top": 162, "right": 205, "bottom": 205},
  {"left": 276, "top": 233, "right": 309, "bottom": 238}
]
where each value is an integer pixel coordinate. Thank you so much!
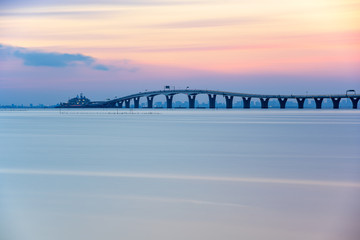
[
  {"left": 125, "top": 99, "right": 131, "bottom": 108},
  {"left": 134, "top": 97, "right": 140, "bottom": 108},
  {"left": 188, "top": 94, "right": 196, "bottom": 109},
  {"left": 117, "top": 100, "right": 123, "bottom": 108},
  {"left": 314, "top": 97, "right": 324, "bottom": 109},
  {"left": 331, "top": 97, "right": 341, "bottom": 109},
  {"left": 296, "top": 98, "right": 305, "bottom": 109},
  {"left": 208, "top": 94, "right": 216, "bottom": 108},
  {"left": 350, "top": 97, "right": 359, "bottom": 109},
  {"left": 224, "top": 96, "right": 234, "bottom": 109},
  {"left": 166, "top": 95, "right": 174, "bottom": 108},
  {"left": 242, "top": 97, "right": 251, "bottom": 109},
  {"left": 278, "top": 98, "right": 288, "bottom": 109},
  {"left": 260, "top": 98, "right": 269, "bottom": 109},
  {"left": 147, "top": 96, "right": 154, "bottom": 108}
]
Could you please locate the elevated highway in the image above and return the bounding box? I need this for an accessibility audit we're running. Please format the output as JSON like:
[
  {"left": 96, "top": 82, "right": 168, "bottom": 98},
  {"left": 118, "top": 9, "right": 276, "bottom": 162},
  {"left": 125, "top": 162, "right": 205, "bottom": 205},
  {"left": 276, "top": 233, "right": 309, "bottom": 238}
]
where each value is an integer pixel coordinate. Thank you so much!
[{"left": 62, "top": 89, "right": 360, "bottom": 109}]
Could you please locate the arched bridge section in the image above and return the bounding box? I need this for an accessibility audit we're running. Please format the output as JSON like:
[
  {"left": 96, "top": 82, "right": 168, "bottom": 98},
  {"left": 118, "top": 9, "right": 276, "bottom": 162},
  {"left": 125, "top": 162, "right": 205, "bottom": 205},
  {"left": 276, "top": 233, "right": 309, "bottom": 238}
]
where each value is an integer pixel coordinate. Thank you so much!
[{"left": 83, "top": 89, "right": 360, "bottom": 109}]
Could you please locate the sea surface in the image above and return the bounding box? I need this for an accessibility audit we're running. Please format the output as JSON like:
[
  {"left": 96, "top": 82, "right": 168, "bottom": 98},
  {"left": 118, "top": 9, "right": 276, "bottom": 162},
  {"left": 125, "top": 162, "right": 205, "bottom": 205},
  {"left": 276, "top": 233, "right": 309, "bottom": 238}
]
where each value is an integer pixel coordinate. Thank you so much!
[{"left": 0, "top": 109, "right": 359, "bottom": 240}]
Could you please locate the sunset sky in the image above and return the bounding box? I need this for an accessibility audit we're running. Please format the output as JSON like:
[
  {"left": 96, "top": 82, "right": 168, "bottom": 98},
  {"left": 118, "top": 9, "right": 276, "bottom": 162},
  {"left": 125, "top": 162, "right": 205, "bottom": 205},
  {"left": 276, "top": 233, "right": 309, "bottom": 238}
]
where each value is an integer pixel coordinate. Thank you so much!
[{"left": 1, "top": 0, "right": 360, "bottom": 104}]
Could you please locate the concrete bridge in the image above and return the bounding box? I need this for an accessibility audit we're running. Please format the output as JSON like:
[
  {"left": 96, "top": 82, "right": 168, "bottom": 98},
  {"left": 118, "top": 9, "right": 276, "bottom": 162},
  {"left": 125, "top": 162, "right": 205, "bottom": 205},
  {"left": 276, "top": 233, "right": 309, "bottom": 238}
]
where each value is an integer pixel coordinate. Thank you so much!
[{"left": 82, "top": 89, "right": 360, "bottom": 109}]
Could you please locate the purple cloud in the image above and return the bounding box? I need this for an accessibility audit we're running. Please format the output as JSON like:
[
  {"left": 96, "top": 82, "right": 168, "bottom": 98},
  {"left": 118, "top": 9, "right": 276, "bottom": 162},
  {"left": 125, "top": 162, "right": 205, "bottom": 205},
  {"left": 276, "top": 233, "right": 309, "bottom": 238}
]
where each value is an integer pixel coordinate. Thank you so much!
[{"left": 1, "top": 44, "right": 109, "bottom": 70}]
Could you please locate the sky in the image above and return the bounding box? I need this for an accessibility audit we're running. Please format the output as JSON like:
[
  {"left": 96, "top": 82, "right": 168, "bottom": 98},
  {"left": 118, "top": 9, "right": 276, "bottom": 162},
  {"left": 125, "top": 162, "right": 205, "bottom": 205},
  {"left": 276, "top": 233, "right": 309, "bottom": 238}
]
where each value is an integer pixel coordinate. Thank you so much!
[{"left": 1, "top": 0, "right": 360, "bottom": 104}]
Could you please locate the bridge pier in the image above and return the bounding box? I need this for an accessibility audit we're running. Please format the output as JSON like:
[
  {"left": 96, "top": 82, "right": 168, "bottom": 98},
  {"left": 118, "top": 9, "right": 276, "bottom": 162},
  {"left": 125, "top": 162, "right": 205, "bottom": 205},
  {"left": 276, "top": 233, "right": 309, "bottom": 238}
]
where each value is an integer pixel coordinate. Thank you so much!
[
  {"left": 242, "top": 97, "right": 251, "bottom": 109},
  {"left": 331, "top": 97, "right": 341, "bottom": 109},
  {"left": 314, "top": 97, "right": 324, "bottom": 109},
  {"left": 260, "top": 98, "right": 269, "bottom": 109},
  {"left": 134, "top": 97, "right": 140, "bottom": 108},
  {"left": 166, "top": 95, "right": 174, "bottom": 108},
  {"left": 125, "top": 99, "right": 131, "bottom": 108},
  {"left": 188, "top": 94, "right": 196, "bottom": 108},
  {"left": 350, "top": 97, "right": 359, "bottom": 109},
  {"left": 296, "top": 98, "right": 305, "bottom": 109},
  {"left": 147, "top": 96, "right": 154, "bottom": 108},
  {"left": 117, "top": 100, "right": 123, "bottom": 108},
  {"left": 224, "top": 96, "right": 233, "bottom": 109},
  {"left": 278, "top": 98, "right": 288, "bottom": 109},
  {"left": 208, "top": 94, "right": 217, "bottom": 108}
]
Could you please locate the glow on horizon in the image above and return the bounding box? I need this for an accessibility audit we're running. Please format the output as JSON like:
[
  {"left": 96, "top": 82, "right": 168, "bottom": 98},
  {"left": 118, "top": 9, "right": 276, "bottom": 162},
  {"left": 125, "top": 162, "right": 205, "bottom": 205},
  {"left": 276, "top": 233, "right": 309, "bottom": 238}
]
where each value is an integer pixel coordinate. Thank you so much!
[{"left": 1, "top": 0, "right": 359, "bottom": 73}]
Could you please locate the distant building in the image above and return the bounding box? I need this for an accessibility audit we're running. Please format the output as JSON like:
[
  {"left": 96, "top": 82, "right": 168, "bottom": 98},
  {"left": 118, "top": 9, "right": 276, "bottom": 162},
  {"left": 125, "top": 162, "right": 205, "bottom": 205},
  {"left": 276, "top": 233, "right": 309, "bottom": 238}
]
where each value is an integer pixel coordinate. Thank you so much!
[{"left": 60, "top": 93, "right": 91, "bottom": 107}]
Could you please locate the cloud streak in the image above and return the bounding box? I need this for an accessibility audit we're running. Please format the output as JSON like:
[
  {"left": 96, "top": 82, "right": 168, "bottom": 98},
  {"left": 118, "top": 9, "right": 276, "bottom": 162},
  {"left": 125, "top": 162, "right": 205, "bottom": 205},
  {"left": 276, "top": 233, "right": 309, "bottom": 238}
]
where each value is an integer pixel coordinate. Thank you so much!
[
  {"left": 1, "top": 169, "right": 359, "bottom": 188},
  {"left": 0, "top": 11, "right": 109, "bottom": 17},
  {"left": 91, "top": 44, "right": 278, "bottom": 53},
  {"left": 151, "top": 17, "right": 262, "bottom": 28}
]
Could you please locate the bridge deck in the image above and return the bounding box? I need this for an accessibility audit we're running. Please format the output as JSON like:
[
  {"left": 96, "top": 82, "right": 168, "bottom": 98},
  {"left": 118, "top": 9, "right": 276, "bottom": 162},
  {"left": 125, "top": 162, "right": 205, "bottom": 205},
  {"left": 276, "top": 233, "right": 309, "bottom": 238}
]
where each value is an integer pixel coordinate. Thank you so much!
[
  {"left": 105, "top": 89, "right": 360, "bottom": 104},
  {"left": 59, "top": 89, "right": 359, "bottom": 108}
]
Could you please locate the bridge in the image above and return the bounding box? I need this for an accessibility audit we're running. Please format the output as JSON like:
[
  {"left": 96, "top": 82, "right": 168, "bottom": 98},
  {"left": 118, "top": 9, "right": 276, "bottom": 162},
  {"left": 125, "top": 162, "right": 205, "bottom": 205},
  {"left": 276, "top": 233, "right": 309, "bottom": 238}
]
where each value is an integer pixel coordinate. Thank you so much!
[{"left": 65, "top": 89, "right": 360, "bottom": 109}]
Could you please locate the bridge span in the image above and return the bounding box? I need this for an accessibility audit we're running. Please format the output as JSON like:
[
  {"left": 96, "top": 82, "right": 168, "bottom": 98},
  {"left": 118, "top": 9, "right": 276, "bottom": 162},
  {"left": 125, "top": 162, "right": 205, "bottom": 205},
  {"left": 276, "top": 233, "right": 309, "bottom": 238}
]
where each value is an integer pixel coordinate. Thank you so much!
[{"left": 65, "top": 89, "right": 360, "bottom": 109}]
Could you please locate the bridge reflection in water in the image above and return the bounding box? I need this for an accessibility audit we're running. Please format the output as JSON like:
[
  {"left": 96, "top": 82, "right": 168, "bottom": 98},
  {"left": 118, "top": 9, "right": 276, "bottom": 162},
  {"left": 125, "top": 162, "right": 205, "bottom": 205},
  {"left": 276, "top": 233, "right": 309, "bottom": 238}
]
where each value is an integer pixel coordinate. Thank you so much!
[{"left": 66, "top": 89, "right": 360, "bottom": 109}]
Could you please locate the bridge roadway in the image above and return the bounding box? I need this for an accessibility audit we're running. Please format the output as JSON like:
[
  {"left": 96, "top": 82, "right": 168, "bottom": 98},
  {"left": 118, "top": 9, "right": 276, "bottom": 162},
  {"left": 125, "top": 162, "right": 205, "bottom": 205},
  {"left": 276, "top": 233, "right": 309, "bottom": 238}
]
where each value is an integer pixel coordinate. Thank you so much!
[{"left": 86, "top": 89, "right": 360, "bottom": 109}]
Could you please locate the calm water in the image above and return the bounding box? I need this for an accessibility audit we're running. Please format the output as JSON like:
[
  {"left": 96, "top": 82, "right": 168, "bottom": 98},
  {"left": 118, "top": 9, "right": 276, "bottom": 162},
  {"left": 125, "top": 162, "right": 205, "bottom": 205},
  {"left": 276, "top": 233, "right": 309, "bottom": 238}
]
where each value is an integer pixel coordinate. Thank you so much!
[{"left": 1, "top": 109, "right": 359, "bottom": 240}]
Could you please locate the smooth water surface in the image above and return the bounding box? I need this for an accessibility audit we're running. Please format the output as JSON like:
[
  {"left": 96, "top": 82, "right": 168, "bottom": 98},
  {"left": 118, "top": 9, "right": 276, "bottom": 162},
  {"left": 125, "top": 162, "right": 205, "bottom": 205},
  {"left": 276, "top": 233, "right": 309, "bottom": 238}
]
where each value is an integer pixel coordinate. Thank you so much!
[{"left": 1, "top": 109, "right": 359, "bottom": 240}]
